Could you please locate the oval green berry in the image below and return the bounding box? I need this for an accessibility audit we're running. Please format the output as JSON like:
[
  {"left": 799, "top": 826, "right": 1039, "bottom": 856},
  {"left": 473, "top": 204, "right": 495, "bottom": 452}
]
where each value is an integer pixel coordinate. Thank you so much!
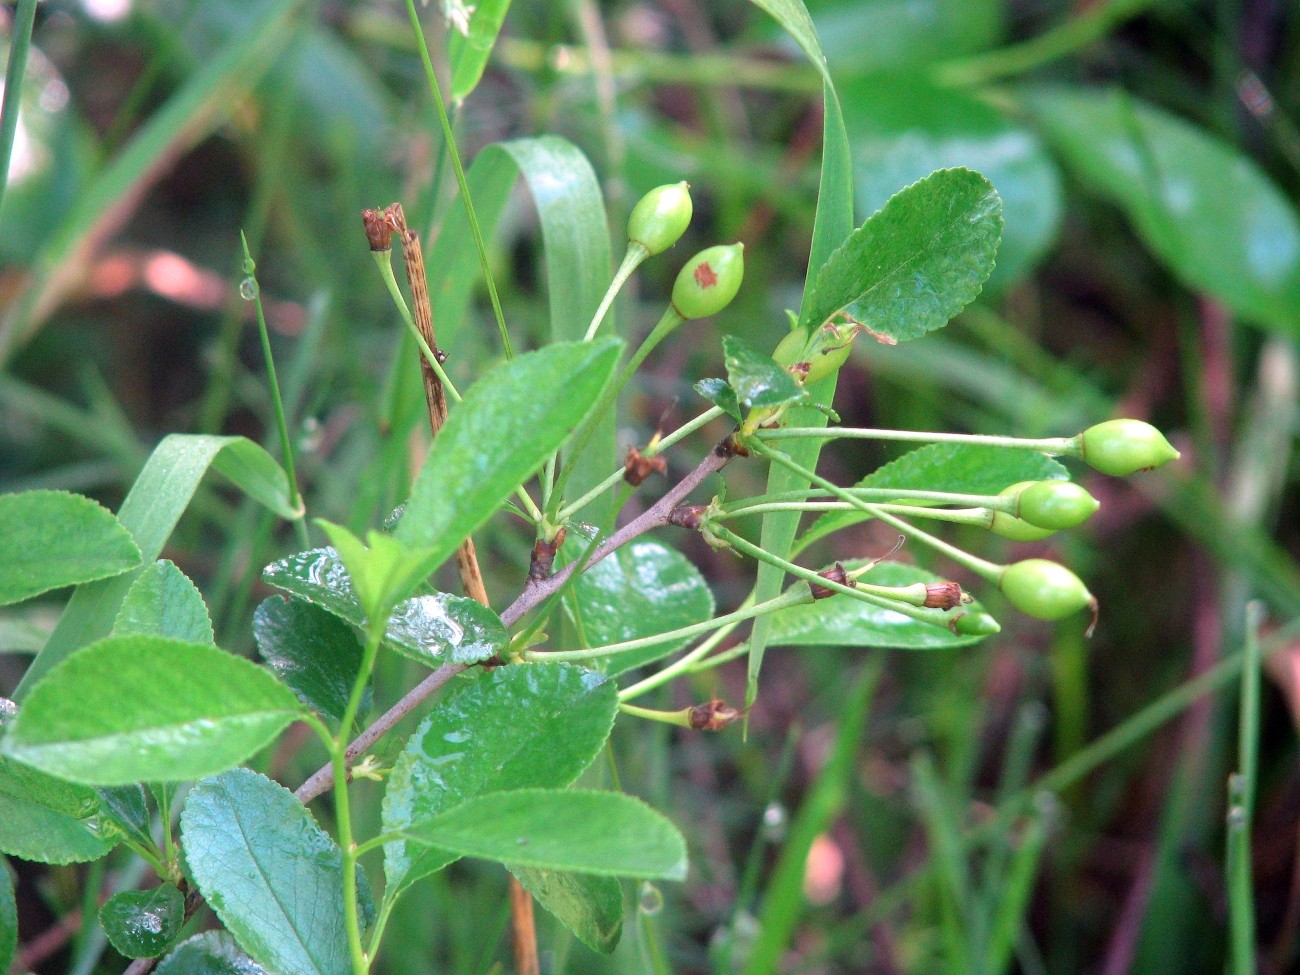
[
  {"left": 989, "top": 482, "right": 1055, "bottom": 541},
  {"left": 1017, "top": 480, "right": 1099, "bottom": 530},
  {"left": 628, "top": 181, "right": 693, "bottom": 256},
  {"left": 671, "top": 243, "right": 744, "bottom": 319},
  {"left": 1079, "top": 419, "right": 1179, "bottom": 476},
  {"left": 999, "top": 559, "right": 1094, "bottom": 621}
]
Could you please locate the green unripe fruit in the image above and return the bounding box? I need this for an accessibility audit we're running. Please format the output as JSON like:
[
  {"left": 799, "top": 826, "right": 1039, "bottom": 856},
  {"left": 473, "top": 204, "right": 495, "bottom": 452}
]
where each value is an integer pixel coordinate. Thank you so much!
[
  {"left": 671, "top": 243, "right": 744, "bottom": 319},
  {"left": 989, "top": 482, "right": 1055, "bottom": 541},
  {"left": 771, "top": 321, "right": 857, "bottom": 385},
  {"left": 1017, "top": 480, "right": 1099, "bottom": 530},
  {"left": 953, "top": 611, "right": 1001, "bottom": 636},
  {"left": 999, "top": 559, "right": 1094, "bottom": 621},
  {"left": 1079, "top": 419, "right": 1180, "bottom": 476},
  {"left": 628, "top": 181, "right": 693, "bottom": 256},
  {"left": 802, "top": 335, "right": 854, "bottom": 385}
]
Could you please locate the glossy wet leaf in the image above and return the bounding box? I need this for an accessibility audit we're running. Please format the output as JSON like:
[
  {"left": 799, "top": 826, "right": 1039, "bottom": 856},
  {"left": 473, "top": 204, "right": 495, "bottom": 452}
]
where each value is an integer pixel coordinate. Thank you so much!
[
  {"left": 800, "top": 167, "right": 1001, "bottom": 339},
  {"left": 572, "top": 539, "right": 715, "bottom": 677},
  {"left": 1026, "top": 87, "right": 1300, "bottom": 338},
  {"left": 253, "top": 596, "right": 369, "bottom": 726},
  {"left": 99, "top": 784, "right": 154, "bottom": 850},
  {"left": 403, "top": 788, "right": 687, "bottom": 880},
  {"left": 0, "top": 858, "right": 14, "bottom": 975},
  {"left": 114, "top": 560, "right": 214, "bottom": 644},
  {"left": 0, "top": 757, "right": 116, "bottom": 863},
  {"left": 317, "top": 521, "right": 432, "bottom": 622},
  {"left": 694, "top": 378, "right": 742, "bottom": 421},
  {"left": 843, "top": 76, "right": 1060, "bottom": 291},
  {"left": 100, "top": 883, "right": 184, "bottom": 958},
  {"left": 769, "top": 561, "right": 987, "bottom": 650},
  {"left": 383, "top": 664, "right": 617, "bottom": 894},
  {"left": 17, "top": 434, "right": 300, "bottom": 697},
  {"left": 4, "top": 635, "right": 303, "bottom": 785},
  {"left": 263, "top": 548, "right": 505, "bottom": 666},
  {"left": 155, "top": 931, "right": 270, "bottom": 975},
  {"left": 396, "top": 340, "right": 621, "bottom": 579},
  {"left": 798, "top": 442, "right": 1069, "bottom": 552},
  {"left": 510, "top": 866, "right": 622, "bottom": 955},
  {"left": 181, "top": 769, "right": 349, "bottom": 975},
  {"left": 0, "top": 490, "right": 141, "bottom": 606},
  {"left": 723, "top": 334, "right": 803, "bottom": 409}
]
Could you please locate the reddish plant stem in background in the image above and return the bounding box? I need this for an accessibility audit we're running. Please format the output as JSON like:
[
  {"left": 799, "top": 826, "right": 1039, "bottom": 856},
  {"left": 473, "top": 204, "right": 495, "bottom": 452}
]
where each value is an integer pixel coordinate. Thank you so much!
[
  {"left": 1099, "top": 843, "right": 1159, "bottom": 975},
  {"left": 16, "top": 907, "right": 84, "bottom": 973}
]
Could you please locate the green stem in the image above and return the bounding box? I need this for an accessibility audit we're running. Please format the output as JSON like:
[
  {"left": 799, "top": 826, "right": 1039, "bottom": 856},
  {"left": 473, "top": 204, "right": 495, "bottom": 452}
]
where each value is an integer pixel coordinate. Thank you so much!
[
  {"left": 747, "top": 439, "right": 1003, "bottom": 580},
  {"left": 757, "top": 426, "right": 1078, "bottom": 456},
  {"left": 1228, "top": 602, "right": 1263, "bottom": 975},
  {"left": 0, "top": 0, "right": 38, "bottom": 221},
  {"left": 707, "top": 522, "right": 967, "bottom": 630},
  {"left": 526, "top": 587, "right": 808, "bottom": 663},
  {"left": 618, "top": 702, "right": 693, "bottom": 727},
  {"left": 618, "top": 592, "right": 754, "bottom": 701},
  {"left": 330, "top": 621, "right": 385, "bottom": 975},
  {"left": 721, "top": 486, "right": 1018, "bottom": 513},
  {"left": 717, "top": 501, "right": 997, "bottom": 526},
  {"left": 402, "top": 0, "right": 512, "bottom": 358},
  {"left": 556, "top": 405, "right": 725, "bottom": 523},
  {"left": 584, "top": 243, "right": 648, "bottom": 342},
  {"left": 240, "top": 234, "right": 308, "bottom": 547}
]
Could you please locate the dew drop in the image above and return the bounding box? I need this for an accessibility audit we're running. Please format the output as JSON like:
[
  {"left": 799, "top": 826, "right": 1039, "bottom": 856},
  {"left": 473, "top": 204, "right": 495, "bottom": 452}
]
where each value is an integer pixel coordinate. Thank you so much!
[
  {"left": 638, "top": 882, "right": 663, "bottom": 916},
  {"left": 239, "top": 277, "right": 259, "bottom": 300}
]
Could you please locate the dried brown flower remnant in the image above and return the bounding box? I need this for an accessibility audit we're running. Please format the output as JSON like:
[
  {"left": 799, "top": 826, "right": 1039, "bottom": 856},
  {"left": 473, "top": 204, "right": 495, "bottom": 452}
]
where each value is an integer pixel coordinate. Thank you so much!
[
  {"left": 624, "top": 446, "right": 667, "bottom": 486},
  {"left": 689, "top": 697, "right": 741, "bottom": 731},
  {"left": 923, "top": 581, "right": 964, "bottom": 610},
  {"left": 809, "top": 562, "right": 848, "bottom": 600},
  {"left": 669, "top": 504, "right": 708, "bottom": 530},
  {"left": 361, "top": 208, "right": 393, "bottom": 252}
]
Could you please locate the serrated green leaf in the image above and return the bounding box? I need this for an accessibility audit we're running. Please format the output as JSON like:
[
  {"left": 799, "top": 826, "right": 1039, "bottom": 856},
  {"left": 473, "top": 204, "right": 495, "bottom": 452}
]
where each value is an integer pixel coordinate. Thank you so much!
[
  {"left": 316, "top": 521, "right": 434, "bottom": 622},
  {"left": 510, "top": 866, "right": 622, "bottom": 955},
  {"left": 800, "top": 167, "right": 1002, "bottom": 339},
  {"left": 98, "top": 784, "right": 154, "bottom": 850},
  {"left": 114, "top": 560, "right": 214, "bottom": 644},
  {"left": 843, "top": 76, "right": 1059, "bottom": 291},
  {"left": 0, "top": 857, "right": 14, "bottom": 975},
  {"left": 403, "top": 788, "right": 687, "bottom": 880},
  {"left": 263, "top": 548, "right": 504, "bottom": 667},
  {"left": 4, "top": 635, "right": 303, "bottom": 785},
  {"left": 253, "top": 596, "right": 369, "bottom": 726},
  {"left": 395, "top": 340, "right": 621, "bottom": 579},
  {"left": 17, "top": 434, "right": 301, "bottom": 698},
  {"left": 695, "top": 378, "right": 742, "bottom": 421},
  {"left": 100, "top": 883, "right": 184, "bottom": 958},
  {"left": 723, "top": 335, "right": 803, "bottom": 409},
  {"left": 0, "top": 490, "right": 141, "bottom": 606},
  {"left": 0, "top": 756, "right": 115, "bottom": 862},
  {"left": 383, "top": 664, "right": 617, "bottom": 894},
  {"left": 797, "top": 442, "right": 1070, "bottom": 552},
  {"left": 768, "top": 561, "right": 989, "bottom": 650},
  {"left": 1025, "top": 86, "right": 1300, "bottom": 338},
  {"left": 572, "top": 539, "right": 715, "bottom": 677},
  {"left": 155, "top": 931, "right": 269, "bottom": 975},
  {"left": 181, "top": 769, "right": 349, "bottom": 975}
]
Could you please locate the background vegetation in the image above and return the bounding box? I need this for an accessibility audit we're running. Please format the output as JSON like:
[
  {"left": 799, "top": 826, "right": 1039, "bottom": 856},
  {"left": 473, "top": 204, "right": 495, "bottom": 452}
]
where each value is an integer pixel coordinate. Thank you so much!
[{"left": 1, "top": 0, "right": 1298, "bottom": 973}]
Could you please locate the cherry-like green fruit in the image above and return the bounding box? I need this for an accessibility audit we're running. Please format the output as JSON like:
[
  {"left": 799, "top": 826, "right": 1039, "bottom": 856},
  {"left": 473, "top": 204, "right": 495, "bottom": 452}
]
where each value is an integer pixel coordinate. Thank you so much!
[
  {"left": 999, "top": 559, "right": 1094, "bottom": 621},
  {"left": 953, "top": 611, "right": 1001, "bottom": 636},
  {"left": 1017, "top": 480, "right": 1100, "bottom": 530},
  {"left": 1079, "top": 419, "right": 1179, "bottom": 476},
  {"left": 628, "top": 181, "right": 693, "bottom": 255},
  {"left": 671, "top": 243, "right": 744, "bottom": 319},
  {"left": 989, "top": 482, "right": 1055, "bottom": 541}
]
